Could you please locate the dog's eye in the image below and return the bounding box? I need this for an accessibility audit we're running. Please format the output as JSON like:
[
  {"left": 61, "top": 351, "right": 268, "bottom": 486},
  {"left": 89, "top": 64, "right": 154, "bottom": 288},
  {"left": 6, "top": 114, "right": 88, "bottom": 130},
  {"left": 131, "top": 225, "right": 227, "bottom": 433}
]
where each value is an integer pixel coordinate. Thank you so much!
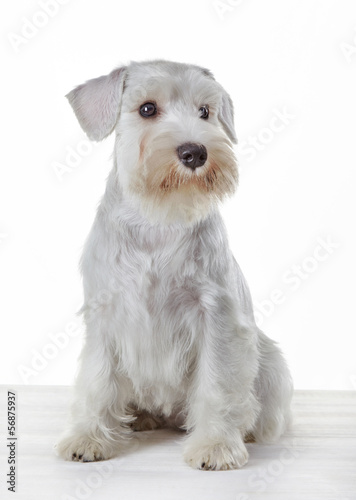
[
  {"left": 140, "top": 102, "right": 157, "bottom": 118},
  {"left": 199, "top": 105, "right": 209, "bottom": 119}
]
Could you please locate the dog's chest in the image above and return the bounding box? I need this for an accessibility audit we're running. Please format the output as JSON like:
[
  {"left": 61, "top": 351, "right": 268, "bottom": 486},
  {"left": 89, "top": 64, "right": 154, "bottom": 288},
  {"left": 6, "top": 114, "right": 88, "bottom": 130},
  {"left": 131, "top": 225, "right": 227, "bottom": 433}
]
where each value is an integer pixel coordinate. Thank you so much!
[{"left": 113, "top": 227, "right": 200, "bottom": 390}]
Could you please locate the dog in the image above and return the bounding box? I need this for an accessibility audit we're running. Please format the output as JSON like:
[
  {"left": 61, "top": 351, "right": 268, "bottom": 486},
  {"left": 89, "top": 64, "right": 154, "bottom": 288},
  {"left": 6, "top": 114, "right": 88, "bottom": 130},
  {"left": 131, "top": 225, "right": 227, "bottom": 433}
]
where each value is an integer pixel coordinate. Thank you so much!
[{"left": 56, "top": 60, "right": 293, "bottom": 471}]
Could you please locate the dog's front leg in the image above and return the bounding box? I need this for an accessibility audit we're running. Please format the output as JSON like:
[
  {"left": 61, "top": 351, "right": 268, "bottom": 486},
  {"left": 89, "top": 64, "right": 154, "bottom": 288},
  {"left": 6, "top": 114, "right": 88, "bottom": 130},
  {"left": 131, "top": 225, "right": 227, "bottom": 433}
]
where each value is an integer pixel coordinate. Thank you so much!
[
  {"left": 183, "top": 307, "right": 260, "bottom": 471},
  {"left": 56, "top": 320, "right": 132, "bottom": 462}
]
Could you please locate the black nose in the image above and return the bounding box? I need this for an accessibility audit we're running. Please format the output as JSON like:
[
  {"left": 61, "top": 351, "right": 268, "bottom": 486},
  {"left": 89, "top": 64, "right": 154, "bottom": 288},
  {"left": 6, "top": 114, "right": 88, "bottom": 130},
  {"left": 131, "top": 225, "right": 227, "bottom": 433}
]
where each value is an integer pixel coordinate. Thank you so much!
[{"left": 177, "top": 143, "right": 208, "bottom": 170}]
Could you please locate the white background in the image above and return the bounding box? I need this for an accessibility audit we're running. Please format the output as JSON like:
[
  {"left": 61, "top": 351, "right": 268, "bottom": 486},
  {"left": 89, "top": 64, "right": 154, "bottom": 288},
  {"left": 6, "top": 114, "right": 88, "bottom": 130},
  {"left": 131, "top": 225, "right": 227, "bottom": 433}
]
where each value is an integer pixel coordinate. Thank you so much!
[{"left": 1, "top": 0, "right": 355, "bottom": 389}]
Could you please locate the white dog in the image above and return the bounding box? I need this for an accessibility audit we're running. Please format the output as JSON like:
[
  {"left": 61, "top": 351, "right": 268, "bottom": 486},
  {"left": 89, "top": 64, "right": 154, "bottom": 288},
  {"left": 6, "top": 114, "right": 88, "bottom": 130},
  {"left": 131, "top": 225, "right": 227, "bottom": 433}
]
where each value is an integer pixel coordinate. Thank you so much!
[{"left": 56, "top": 60, "right": 293, "bottom": 471}]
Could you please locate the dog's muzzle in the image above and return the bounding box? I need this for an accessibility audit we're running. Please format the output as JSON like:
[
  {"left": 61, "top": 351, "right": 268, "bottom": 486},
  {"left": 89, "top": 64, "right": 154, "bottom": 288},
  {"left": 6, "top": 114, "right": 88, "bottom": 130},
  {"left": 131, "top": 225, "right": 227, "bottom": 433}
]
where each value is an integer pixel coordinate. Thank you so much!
[{"left": 177, "top": 143, "right": 208, "bottom": 170}]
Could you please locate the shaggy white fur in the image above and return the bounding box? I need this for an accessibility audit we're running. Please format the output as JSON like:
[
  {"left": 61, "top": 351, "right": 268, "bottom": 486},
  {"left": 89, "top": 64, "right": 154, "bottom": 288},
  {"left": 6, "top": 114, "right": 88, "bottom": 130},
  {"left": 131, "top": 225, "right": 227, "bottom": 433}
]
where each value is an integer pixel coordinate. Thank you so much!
[{"left": 56, "top": 60, "right": 293, "bottom": 471}]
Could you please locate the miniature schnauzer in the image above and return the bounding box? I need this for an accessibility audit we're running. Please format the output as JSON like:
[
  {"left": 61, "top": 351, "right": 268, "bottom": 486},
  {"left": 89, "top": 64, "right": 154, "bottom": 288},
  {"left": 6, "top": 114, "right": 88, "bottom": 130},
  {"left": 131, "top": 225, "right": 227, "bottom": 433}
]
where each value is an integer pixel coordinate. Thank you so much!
[{"left": 56, "top": 60, "right": 293, "bottom": 471}]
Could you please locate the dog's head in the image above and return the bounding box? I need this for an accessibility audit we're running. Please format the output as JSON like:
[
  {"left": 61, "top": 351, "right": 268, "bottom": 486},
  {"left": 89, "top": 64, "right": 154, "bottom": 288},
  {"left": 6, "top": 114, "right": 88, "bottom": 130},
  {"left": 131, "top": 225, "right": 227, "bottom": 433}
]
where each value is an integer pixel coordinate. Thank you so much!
[{"left": 67, "top": 60, "right": 238, "bottom": 225}]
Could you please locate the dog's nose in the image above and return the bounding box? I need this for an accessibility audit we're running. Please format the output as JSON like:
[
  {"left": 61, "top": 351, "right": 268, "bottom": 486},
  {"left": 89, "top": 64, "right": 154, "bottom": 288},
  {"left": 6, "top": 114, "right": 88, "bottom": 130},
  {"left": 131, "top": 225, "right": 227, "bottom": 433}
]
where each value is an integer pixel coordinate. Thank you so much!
[{"left": 177, "top": 143, "right": 208, "bottom": 170}]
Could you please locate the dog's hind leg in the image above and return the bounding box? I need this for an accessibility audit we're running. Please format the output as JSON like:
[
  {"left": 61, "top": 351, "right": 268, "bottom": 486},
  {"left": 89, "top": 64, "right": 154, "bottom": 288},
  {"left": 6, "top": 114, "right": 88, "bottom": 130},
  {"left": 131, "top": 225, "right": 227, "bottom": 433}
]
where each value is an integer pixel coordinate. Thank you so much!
[{"left": 251, "top": 330, "right": 293, "bottom": 443}]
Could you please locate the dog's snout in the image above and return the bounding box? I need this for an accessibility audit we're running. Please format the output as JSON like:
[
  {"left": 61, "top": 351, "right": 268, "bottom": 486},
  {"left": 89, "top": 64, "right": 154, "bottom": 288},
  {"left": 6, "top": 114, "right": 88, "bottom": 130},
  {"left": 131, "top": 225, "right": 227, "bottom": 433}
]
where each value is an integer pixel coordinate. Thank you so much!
[{"left": 177, "top": 143, "right": 208, "bottom": 170}]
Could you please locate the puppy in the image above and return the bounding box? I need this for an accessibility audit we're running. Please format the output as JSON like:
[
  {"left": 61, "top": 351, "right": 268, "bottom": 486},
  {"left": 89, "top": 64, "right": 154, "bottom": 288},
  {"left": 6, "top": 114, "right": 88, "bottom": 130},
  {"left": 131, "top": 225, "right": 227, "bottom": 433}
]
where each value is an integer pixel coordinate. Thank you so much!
[{"left": 56, "top": 60, "right": 293, "bottom": 471}]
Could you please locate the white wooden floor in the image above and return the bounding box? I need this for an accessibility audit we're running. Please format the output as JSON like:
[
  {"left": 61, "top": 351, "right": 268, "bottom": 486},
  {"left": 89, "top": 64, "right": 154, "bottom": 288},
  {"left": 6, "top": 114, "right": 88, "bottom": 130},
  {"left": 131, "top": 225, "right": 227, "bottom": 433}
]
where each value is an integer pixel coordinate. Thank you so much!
[{"left": 0, "top": 387, "right": 355, "bottom": 500}]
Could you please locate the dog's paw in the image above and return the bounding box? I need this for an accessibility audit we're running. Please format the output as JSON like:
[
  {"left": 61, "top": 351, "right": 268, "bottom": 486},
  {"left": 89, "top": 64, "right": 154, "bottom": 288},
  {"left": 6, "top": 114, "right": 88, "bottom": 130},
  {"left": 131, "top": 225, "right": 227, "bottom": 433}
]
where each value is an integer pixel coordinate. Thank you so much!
[
  {"left": 130, "top": 410, "right": 165, "bottom": 432},
  {"left": 184, "top": 440, "right": 249, "bottom": 471},
  {"left": 244, "top": 432, "right": 256, "bottom": 443},
  {"left": 55, "top": 434, "right": 117, "bottom": 462}
]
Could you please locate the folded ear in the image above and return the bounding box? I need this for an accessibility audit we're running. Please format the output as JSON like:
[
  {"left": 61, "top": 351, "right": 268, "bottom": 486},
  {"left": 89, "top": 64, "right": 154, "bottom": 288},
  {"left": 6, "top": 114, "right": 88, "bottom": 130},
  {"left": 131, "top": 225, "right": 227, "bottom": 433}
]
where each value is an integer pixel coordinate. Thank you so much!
[
  {"left": 218, "top": 89, "right": 238, "bottom": 144},
  {"left": 66, "top": 66, "right": 127, "bottom": 141}
]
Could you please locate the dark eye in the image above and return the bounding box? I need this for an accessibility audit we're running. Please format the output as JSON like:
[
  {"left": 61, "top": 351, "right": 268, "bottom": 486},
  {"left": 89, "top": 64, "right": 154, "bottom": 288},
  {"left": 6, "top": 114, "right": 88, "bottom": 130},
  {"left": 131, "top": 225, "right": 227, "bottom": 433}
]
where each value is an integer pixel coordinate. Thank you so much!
[
  {"left": 199, "top": 105, "right": 209, "bottom": 119},
  {"left": 140, "top": 102, "right": 157, "bottom": 118}
]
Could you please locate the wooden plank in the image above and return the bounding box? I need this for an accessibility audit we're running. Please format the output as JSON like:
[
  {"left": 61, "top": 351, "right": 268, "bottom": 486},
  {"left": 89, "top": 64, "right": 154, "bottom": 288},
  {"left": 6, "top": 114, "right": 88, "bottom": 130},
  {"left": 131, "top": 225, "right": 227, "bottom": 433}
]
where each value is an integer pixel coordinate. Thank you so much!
[{"left": 0, "top": 387, "right": 355, "bottom": 500}]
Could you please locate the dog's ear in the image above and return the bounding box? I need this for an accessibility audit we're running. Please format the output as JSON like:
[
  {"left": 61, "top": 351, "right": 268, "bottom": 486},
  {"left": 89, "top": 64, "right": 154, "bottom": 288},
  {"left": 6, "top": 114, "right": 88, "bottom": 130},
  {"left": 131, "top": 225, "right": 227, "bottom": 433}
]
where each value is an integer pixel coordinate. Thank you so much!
[
  {"left": 200, "top": 66, "right": 237, "bottom": 144},
  {"left": 218, "top": 89, "right": 238, "bottom": 144},
  {"left": 66, "top": 66, "right": 127, "bottom": 141}
]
